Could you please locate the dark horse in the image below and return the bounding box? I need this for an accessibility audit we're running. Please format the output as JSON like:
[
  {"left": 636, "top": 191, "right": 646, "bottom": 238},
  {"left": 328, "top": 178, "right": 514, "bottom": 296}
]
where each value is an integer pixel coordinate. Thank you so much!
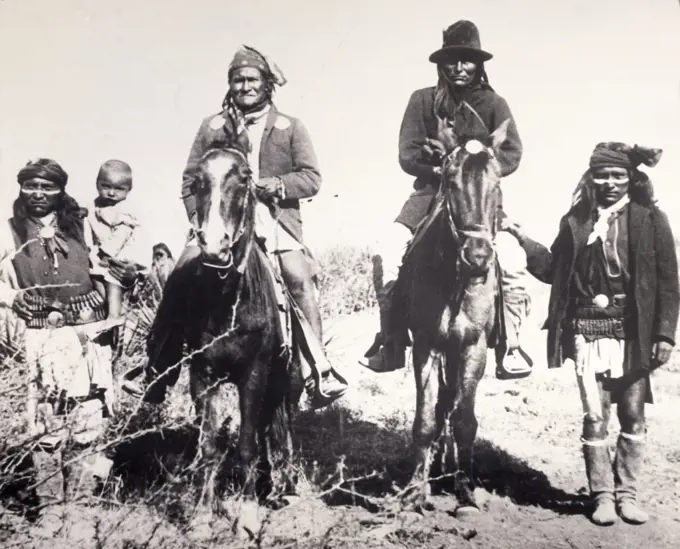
[
  {"left": 183, "top": 147, "right": 303, "bottom": 510},
  {"left": 397, "top": 118, "right": 511, "bottom": 516}
]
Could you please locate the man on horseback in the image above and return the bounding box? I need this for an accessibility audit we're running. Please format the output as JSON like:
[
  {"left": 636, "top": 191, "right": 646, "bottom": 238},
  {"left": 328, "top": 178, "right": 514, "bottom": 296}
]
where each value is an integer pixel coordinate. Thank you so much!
[
  {"left": 360, "top": 20, "right": 532, "bottom": 378},
  {"left": 123, "top": 45, "right": 347, "bottom": 407}
]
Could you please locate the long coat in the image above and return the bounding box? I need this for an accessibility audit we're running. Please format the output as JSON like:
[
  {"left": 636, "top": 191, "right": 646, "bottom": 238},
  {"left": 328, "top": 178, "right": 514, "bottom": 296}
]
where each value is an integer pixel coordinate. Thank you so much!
[
  {"left": 519, "top": 200, "right": 679, "bottom": 371},
  {"left": 181, "top": 105, "right": 321, "bottom": 244},
  {"left": 396, "top": 85, "right": 523, "bottom": 230}
]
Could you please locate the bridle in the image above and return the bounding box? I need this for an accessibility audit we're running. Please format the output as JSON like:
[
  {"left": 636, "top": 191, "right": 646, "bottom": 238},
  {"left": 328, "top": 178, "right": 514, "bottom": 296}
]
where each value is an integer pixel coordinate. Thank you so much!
[
  {"left": 194, "top": 149, "right": 257, "bottom": 279},
  {"left": 440, "top": 139, "right": 499, "bottom": 272}
]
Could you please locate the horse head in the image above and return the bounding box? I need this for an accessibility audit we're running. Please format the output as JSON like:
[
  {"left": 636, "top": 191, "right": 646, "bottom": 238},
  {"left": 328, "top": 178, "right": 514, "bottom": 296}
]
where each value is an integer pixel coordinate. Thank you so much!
[
  {"left": 193, "top": 147, "right": 256, "bottom": 273},
  {"left": 438, "top": 117, "right": 511, "bottom": 275}
]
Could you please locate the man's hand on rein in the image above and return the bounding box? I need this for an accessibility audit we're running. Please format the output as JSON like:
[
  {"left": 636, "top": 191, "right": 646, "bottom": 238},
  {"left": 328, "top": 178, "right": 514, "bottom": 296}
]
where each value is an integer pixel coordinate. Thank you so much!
[
  {"left": 499, "top": 216, "right": 527, "bottom": 243},
  {"left": 255, "top": 177, "right": 282, "bottom": 202},
  {"left": 422, "top": 138, "right": 447, "bottom": 165}
]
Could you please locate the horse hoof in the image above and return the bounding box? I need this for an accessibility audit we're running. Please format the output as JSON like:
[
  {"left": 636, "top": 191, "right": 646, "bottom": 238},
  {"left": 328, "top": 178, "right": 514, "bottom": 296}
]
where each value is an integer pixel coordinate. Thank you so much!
[
  {"left": 266, "top": 494, "right": 299, "bottom": 510},
  {"left": 281, "top": 494, "right": 301, "bottom": 506},
  {"left": 418, "top": 499, "right": 436, "bottom": 513},
  {"left": 223, "top": 499, "right": 261, "bottom": 541},
  {"left": 454, "top": 505, "right": 480, "bottom": 519},
  {"left": 403, "top": 496, "right": 435, "bottom": 514}
]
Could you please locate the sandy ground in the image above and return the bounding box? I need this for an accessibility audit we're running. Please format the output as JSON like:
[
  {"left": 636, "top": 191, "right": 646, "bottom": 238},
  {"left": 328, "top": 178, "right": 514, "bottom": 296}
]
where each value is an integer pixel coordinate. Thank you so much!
[{"left": 3, "top": 296, "right": 680, "bottom": 549}]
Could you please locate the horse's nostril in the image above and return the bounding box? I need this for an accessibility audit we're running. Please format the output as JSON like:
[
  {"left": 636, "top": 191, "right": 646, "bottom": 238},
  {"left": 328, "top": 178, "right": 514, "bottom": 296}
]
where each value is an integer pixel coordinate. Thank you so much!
[
  {"left": 466, "top": 249, "right": 488, "bottom": 266},
  {"left": 463, "top": 241, "right": 493, "bottom": 268}
]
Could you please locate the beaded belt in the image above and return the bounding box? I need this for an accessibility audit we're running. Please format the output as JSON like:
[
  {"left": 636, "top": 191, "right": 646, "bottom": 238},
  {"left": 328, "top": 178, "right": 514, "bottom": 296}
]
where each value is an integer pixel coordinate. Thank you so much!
[
  {"left": 23, "top": 290, "right": 107, "bottom": 329},
  {"left": 567, "top": 293, "right": 632, "bottom": 339}
]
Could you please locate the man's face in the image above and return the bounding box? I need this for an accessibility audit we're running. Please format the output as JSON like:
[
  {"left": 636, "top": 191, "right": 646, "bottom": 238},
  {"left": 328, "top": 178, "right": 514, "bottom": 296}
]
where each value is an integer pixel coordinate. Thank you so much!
[
  {"left": 152, "top": 248, "right": 173, "bottom": 285},
  {"left": 229, "top": 67, "right": 267, "bottom": 111},
  {"left": 20, "top": 177, "right": 62, "bottom": 217},
  {"left": 97, "top": 173, "right": 132, "bottom": 206},
  {"left": 153, "top": 248, "right": 169, "bottom": 265},
  {"left": 591, "top": 166, "right": 630, "bottom": 207},
  {"left": 440, "top": 58, "right": 478, "bottom": 88}
]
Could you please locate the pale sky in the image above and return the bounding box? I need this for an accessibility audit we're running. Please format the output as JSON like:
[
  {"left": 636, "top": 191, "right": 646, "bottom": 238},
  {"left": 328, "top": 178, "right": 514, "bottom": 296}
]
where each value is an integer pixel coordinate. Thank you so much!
[{"left": 1, "top": 0, "right": 679, "bottom": 257}]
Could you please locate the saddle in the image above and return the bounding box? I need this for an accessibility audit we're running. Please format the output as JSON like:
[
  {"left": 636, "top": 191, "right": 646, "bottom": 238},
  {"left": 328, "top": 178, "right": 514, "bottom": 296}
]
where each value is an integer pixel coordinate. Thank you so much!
[
  {"left": 394, "top": 192, "right": 533, "bottom": 379},
  {"left": 255, "top": 243, "right": 348, "bottom": 401}
]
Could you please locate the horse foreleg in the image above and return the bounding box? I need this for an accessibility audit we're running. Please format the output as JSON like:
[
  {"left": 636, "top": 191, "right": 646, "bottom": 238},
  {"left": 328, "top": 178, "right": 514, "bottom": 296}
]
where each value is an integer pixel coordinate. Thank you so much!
[
  {"left": 190, "top": 368, "right": 222, "bottom": 513},
  {"left": 407, "top": 336, "right": 446, "bottom": 511},
  {"left": 270, "top": 402, "right": 298, "bottom": 499},
  {"left": 270, "top": 363, "right": 303, "bottom": 502},
  {"left": 450, "top": 340, "right": 487, "bottom": 516},
  {"left": 280, "top": 420, "right": 297, "bottom": 497},
  {"left": 237, "top": 363, "right": 270, "bottom": 500}
]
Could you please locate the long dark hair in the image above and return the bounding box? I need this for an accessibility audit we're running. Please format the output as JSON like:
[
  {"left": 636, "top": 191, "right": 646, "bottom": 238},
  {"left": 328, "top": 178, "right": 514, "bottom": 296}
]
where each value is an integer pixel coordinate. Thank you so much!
[
  {"left": 12, "top": 192, "right": 88, "bottom": 246},
  {"left": 433, "top": 62, "right": 494, "bottom": 141},
  {"left": 569, "top": 169, "right": 657, "bottom": 218}
]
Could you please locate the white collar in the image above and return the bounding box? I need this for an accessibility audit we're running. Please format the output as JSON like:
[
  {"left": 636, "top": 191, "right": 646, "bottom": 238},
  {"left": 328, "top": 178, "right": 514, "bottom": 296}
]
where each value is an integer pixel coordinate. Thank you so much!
[
  {"left": 596, "top": 194, "right": 630, "bottom": 217},
  {"left": 587, "top": 195, "right": 630, "bottom": 245},
  {"left": 39, "top": 212, "right": 56, "bottom": 227}
]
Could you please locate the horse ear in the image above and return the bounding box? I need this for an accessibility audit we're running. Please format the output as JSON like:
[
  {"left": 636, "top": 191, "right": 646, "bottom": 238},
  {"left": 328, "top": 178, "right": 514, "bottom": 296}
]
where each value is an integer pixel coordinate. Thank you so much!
[
  {"left": 437, "top": 119, "right": 459, "bottom": 152},
  {"left": 489, "top": 118, "right": 511, "bottom": 155}
]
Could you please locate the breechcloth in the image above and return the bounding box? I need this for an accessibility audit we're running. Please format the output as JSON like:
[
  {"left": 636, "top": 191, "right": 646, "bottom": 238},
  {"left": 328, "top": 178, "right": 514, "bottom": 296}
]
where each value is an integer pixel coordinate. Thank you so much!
[{"left": 569, "top": 293, "right": 651, "bottom": 413}]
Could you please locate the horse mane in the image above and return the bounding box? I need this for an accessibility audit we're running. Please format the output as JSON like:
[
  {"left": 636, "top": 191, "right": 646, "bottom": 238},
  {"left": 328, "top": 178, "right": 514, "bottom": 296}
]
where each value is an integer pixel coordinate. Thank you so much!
[{"left": 199, "top": 146, "right": 251, "bottom": 172}]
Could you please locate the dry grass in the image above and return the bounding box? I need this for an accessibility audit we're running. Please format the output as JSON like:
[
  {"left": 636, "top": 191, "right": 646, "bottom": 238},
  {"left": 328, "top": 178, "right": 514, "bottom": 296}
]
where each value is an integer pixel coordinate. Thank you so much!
[
  {"left": 1, "top": 244, "right": 680, "bottom": 549},
  {"left": 315, "top": 244, "right": 377, "bottom": 319}
]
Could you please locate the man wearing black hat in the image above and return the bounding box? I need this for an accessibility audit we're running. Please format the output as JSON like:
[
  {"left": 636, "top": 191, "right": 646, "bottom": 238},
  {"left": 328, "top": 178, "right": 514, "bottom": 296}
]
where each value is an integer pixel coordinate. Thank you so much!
[
  {"left": 504, "top": 142, "right": 678, "bottom": 525},
  {"left": 361, "top": 20, "right": 531, "bottom": 378}
]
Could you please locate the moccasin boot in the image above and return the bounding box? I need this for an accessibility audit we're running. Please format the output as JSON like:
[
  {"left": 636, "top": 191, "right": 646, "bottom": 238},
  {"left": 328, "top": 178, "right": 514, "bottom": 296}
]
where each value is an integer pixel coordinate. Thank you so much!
[
  {"left": 583, "top": 440, "right": 617, "bottom": 526},
  {"left": 614, "top": 433, "right": 649, "bottom": 524}
]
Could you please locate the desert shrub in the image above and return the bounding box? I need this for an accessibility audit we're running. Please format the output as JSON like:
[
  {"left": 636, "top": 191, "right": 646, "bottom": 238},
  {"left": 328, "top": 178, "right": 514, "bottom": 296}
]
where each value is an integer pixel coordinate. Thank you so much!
[{"left": 315, "top": 245, "right": 376, "bottom": 319}]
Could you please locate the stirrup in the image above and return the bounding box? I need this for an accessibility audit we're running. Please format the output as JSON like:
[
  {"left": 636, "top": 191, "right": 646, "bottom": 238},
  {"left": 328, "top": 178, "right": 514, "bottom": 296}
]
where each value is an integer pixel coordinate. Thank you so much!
[
  {"left": 358, "top": 348, "right": 391, "bottom": 372},
  {"left": 362, "top": 332, "right": 383, "bottom": 359},
  {"left": 306, "top": 368, "right": 348, "bottom": 409},
  {"left": 358, "top": 338, "right": 406, "bottom": 373},
  {"left": 495, "top": 347, "right": 533, "bottom": 380}
]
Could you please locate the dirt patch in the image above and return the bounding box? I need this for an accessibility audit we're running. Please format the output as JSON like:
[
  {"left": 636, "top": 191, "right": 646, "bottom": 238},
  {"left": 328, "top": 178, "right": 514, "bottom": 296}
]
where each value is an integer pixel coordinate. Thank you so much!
[{"left": 3, "top": 307, "right": 680, "bottom": 548}]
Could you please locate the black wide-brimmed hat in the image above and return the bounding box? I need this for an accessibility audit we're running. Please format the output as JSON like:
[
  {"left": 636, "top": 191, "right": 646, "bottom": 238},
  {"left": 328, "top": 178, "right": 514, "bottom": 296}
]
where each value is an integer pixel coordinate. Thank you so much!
[{"left": 429, "top": 20, "right": 493, "bottom": 64}]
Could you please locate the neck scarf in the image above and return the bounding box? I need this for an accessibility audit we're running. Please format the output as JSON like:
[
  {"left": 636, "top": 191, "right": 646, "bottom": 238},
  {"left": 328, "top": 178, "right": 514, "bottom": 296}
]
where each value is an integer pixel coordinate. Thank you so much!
[
  {"left": 587, "top": 195, "right": 630, "bottom": 246},
  {"left": 35, "top": 213, "right": 69, "bottom": 270},
  {"left": 225, "top": 101, "right": 271, "bottom": 154}
]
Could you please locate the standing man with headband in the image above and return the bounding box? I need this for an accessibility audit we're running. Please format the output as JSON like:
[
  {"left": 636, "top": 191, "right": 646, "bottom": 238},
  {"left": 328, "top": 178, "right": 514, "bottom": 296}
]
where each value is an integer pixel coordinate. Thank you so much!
[{"left": 504, "top": 142, "right": 678, "bottom": 526}]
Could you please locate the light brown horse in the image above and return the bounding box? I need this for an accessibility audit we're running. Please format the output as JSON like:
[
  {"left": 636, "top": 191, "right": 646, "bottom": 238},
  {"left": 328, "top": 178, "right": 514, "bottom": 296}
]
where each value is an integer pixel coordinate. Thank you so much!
[{"left": 396, "top": 118, "right": 511, "bottom": 515}]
